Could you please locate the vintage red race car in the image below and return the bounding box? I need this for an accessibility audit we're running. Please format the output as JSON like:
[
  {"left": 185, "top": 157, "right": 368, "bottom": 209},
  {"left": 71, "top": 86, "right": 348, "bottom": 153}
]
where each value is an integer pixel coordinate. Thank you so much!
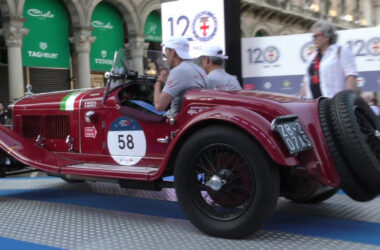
[{"left": 0, "top": 49, "right": 379, "bottom": 239}]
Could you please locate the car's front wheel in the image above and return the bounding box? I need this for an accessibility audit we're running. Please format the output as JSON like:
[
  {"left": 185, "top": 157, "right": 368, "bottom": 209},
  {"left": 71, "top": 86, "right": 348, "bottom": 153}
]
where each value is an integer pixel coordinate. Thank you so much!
[{"left": 174, "top": 125, "right": 279, "bottom": 239}]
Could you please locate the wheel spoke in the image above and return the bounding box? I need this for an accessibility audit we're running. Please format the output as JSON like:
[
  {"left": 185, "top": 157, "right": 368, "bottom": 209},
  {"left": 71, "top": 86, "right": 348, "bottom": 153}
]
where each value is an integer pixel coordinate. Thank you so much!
[{"left": 189, "top": 143, "right": 255, "bottom": 220}]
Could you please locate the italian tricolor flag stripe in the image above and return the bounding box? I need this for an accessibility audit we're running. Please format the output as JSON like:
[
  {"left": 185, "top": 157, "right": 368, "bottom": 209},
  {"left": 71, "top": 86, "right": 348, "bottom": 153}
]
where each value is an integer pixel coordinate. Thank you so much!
[{"left": 60, "top": 91, "right": 86, "bottom": 111}]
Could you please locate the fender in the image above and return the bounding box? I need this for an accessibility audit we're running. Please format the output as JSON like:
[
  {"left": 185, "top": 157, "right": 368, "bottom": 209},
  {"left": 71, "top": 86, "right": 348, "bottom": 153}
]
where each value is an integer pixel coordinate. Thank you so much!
[
  {"left": 0, "top": 125, "right": 77, "bottom": 173},
  {"left": 150, "top": 106, "right": 298, "bottom": 180}
]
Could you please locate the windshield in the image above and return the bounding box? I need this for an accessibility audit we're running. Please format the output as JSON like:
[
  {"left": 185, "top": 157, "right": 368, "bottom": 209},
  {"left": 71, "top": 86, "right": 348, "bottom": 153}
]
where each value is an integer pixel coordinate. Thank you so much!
[{"left": 109, "top": 49, "right": 168, "bottom": 90}]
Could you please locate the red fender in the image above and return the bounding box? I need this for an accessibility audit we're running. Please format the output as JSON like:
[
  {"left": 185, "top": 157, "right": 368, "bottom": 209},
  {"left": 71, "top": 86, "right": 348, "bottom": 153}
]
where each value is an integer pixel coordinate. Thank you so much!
[
  {"left": 150, "top": 106, "right": 298, "bottom": 180},
  {"left": 0, "top": 125, "right": 77, "bottom": 173}
]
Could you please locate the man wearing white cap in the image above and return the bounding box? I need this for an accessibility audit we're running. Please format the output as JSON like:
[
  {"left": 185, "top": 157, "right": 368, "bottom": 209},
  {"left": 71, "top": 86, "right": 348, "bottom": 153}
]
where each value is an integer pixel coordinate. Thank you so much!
[
  {"left": 154, "top": 36, "right": 207, "bottom": 118},
  {"left": 199, "top": 44, "right": 241, "bottom": 90}
]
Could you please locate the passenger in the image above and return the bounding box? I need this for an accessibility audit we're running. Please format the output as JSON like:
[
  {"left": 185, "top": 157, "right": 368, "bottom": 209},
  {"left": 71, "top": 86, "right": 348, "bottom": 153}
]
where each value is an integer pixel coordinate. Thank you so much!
[
  {"left": 0, "top": 102, "right": 6, "bottom": 125},
  {"left": 199, "top": 44, "right": 241, "bottom": 90},
  {"left": 154, "top": 36, "right": 207, "bottom": 118},
  {"left": 300, "top": 21, "right": 358, "bottom": 99}
]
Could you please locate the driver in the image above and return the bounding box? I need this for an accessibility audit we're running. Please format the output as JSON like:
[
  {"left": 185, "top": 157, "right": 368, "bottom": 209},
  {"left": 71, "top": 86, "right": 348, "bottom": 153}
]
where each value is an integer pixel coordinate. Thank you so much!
[{"left": 154, "top": 36, "right": 207, "bottom": 118}]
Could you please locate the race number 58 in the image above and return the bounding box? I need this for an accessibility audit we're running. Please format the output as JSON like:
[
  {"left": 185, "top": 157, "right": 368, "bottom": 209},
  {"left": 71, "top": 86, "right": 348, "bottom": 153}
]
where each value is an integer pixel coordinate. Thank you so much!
[{"left": 118, "top": 134, "right": 134, "bottom": 150}]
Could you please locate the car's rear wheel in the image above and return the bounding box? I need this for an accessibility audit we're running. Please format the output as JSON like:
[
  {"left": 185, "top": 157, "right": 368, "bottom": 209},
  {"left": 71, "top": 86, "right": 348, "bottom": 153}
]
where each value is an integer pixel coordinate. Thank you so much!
[
  {"left": 319, "top": 98, "right": 376, "bottom": 201},
  {"left": 174, "top": 125, "right": 279, "bottom": 239},
  {"left": 329, "top": 90, "right": 380, "bottom": 194}
]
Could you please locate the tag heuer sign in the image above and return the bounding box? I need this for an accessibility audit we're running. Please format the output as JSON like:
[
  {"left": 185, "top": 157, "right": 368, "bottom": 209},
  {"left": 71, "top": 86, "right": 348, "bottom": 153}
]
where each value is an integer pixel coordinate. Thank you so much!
[{"left": 22, "top": 0, "right": 70, "bottom": 68}]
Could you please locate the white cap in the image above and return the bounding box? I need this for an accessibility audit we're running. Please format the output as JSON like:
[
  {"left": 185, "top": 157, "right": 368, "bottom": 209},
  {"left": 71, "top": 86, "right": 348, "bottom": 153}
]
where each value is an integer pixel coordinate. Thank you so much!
[
  {"left": 161, "top": 36, "right": 192, "bottom": 60},
  {"left": 201, "top": 44, "right": 228, "bottom": 59}
]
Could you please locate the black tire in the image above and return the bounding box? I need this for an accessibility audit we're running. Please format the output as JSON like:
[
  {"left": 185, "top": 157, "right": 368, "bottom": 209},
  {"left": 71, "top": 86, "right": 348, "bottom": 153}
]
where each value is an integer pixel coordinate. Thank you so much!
[
  {"left": 61, "top": 177, "right": 84, "bottom": 183},
  {"left": 319, "top": 98, "right": 376, "bottom": 201},
  {"left": 174, "top": 125, "right": 279, "bottom": 239},
  {"left": 329, "top": 90, "right": 380, "bottom": 193},
  {"left": 300, "top": 187, "right": 339, "bottom": 204}
]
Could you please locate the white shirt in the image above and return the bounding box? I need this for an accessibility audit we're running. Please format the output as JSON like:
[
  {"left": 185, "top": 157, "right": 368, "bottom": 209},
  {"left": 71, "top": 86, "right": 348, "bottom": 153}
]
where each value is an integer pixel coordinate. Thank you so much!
[{"left": 303, "top": 44, "right": 358, "bottom": 99}]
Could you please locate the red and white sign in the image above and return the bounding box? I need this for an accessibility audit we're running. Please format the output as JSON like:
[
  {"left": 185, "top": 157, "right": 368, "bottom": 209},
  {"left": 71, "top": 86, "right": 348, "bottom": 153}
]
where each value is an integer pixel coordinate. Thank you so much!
[
  {"left": 84, "top": 127, "right": 97, "bottom": 139},
  {"left": 161, "top": 0, "right": 225, "bottom": 58}
]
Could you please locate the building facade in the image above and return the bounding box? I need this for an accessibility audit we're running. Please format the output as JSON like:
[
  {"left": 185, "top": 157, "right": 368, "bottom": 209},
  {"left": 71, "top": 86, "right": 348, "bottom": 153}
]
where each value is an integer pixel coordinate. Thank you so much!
[
  {"left": 0, "top": 0, "right": 162, "bottom": 104},
  {"left": 0, "top": 0, "right": 379, "bottom": 104},
  {"left": 241, "top": 0, "right": 380, "bottom": 37}
]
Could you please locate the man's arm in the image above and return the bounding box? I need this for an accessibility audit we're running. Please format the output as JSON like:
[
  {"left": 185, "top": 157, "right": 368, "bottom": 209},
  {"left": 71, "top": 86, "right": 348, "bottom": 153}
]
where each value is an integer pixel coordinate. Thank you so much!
[
  {"left": 154, "top": 82, "right": 173, "bottom": 112},
  {"left": 345, "top": 75, "right": 357, "bottom": 91}
]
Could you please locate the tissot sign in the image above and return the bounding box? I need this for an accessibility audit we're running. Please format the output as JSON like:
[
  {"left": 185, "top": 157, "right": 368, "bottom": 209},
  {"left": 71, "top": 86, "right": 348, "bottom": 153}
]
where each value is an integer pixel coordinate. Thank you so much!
[
  {"left": 90, "top": 2, "right": 124, "bottom": 71},
  {"left": 242, "top": 27, "right": 380, "bottom": 93},
  {"left": 161, "top": 0, "right": 225, "bottom": 58}
]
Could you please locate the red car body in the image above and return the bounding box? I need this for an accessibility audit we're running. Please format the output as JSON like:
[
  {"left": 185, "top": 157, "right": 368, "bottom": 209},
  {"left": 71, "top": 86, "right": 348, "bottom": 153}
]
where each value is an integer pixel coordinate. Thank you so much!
[{"left": 0, "top": 88, "right": 338, "bottom": 186}]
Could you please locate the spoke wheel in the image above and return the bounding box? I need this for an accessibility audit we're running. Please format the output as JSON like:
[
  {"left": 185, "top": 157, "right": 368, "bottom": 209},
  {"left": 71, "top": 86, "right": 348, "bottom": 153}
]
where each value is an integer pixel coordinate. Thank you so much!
[{"left": 175, "top": 125, "right": 279, "bottom": 239}]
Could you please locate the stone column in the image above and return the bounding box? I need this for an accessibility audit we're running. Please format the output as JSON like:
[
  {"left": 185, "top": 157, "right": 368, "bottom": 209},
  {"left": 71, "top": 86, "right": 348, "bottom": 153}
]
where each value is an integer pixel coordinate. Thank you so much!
[
  {"left": 373, "top": 0, "right": 380, "bottom": 25},
  {"left": 124, "top": 35, "right": 149, "bottom": 75},
  {"left": 339, "top": 0, "right": 346, "bottom": 18},
  {"left": 3, "top": 26, "right": 29, "bottom": 101},
  {"left": 70, "top": 30, "right": 96, "bottom": 89}
]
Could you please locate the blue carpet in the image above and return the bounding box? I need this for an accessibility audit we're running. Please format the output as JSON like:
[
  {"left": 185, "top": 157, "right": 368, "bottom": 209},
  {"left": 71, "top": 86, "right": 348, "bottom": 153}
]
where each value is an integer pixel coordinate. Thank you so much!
[{"left": 1, "top": 188, "right": 380, "bottom": 246}]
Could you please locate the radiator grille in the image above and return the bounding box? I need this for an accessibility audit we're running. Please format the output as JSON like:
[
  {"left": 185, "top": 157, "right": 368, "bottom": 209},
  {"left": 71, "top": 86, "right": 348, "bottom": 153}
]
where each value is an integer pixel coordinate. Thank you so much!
[
  {"left": 22, "top": 116, "right": 42, "bottom": 138},
  {"left": 21, "top": 115, "right": 69, "bottom": 139},
  {"left": 45, "top": 115, "right": 69, "bottom": 139}
]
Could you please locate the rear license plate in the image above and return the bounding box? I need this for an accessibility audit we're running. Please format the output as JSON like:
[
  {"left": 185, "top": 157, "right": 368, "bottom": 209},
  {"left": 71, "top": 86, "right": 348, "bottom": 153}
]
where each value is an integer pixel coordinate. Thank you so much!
[{"left": 273, "top": 119, "right": 313, "bottom": 154}]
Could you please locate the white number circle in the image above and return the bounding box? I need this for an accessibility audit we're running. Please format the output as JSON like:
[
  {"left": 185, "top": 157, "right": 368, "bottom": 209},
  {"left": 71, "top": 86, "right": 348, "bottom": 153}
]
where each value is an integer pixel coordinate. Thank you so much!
[{"left": 107, "top": 116, "right": 146, "bottom": 165}]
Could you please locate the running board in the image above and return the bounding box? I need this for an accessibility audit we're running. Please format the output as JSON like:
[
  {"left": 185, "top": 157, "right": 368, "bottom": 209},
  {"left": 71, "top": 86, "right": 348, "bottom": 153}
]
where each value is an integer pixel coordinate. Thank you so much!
[{"left": 60, "top": 163, "right": 159, "bottom": 181}]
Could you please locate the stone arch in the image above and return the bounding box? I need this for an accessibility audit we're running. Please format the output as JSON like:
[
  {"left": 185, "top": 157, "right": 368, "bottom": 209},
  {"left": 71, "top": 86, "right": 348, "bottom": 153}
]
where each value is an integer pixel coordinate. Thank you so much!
[
  {"left": 61, "top": 0, "right": 85, "bottom": 28},
  {"left": 251, "top": 23, "right": 274, "bottom": 37},
  {"left": 278, "top": 28, "right": 294, "bottom": 35},
  {"left": 16, "top": 0, "right": 82, "bottom": 34},
  {"left": 87, "top": 0, "right": 139, "bottom": 36},
  {"left": 0, "top": 0, "right": 15, "bottom": 22},
  {"left": 139, "top": 0, "right": 161, "bottom": 28}
]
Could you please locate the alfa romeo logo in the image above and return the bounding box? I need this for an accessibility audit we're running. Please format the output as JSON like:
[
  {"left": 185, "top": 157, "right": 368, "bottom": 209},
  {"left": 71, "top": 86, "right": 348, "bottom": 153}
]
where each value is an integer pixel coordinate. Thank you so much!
[
  {"left": 367, "top": 37, "right": 380, "bottom": 56},
  {"left": 192, "top": 11, "right": 217, "bottom": 42},
  {"left": 264, "top": 46, "right": 280, "bottom": 63},
  {"left": 300, "top": 41, "right": 316, "bottom": 63}
]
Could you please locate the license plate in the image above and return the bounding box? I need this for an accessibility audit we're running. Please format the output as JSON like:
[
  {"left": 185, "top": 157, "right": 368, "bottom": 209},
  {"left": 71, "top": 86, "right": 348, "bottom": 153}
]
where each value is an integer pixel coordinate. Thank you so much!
[{"left": 273, "top": 117, "right": 313, "bottom": 154}]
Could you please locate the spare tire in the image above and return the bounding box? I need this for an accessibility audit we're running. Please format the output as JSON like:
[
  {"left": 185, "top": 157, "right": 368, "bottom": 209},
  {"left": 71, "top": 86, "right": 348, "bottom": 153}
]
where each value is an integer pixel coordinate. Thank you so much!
[
  {"left": 329, "top": 90, "right": 380, "bottom": 194},
  {"left": 318, "top": 98, "right": 376, "bottom": 201}
]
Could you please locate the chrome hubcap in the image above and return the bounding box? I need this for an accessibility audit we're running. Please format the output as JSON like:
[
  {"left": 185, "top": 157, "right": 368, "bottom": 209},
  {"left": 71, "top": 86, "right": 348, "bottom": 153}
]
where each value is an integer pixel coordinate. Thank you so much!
[{"left": 206, "top": 175, "right": 227, "bottom": 191}]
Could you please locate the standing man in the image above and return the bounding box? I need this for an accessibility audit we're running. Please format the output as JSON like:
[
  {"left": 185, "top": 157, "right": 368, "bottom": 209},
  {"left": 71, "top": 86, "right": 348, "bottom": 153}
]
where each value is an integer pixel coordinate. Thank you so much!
[
  {"left": 199, "top": 44, "right": 241, "bottom": 90},
  {"left": 154, "top": 36, "right": 207, "bottom": 118}
]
